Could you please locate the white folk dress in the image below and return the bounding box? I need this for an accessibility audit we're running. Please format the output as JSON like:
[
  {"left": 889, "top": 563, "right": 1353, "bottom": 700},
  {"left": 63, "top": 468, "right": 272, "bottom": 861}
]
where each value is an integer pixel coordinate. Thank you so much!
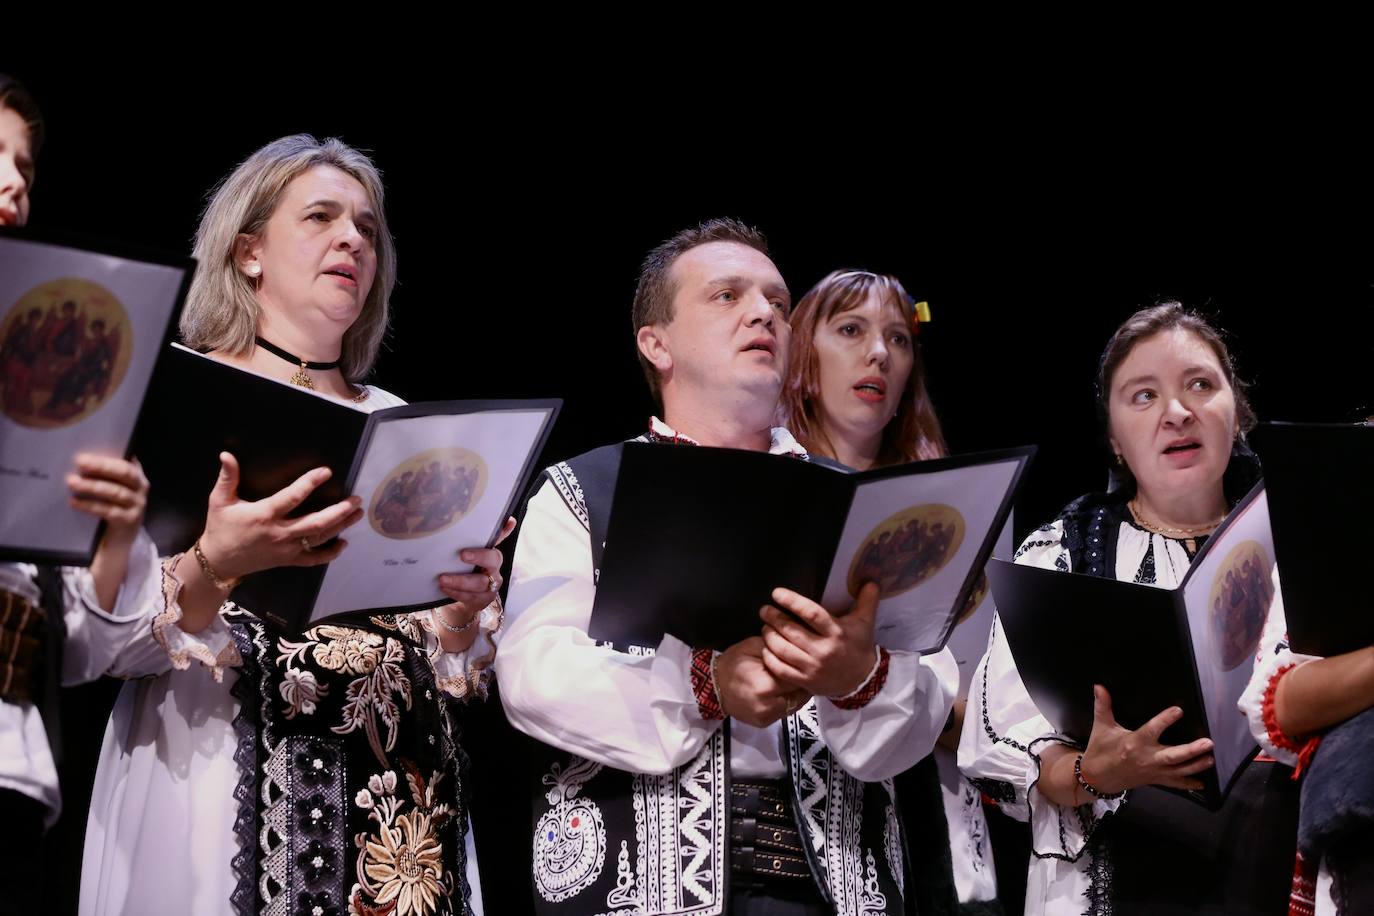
[{"left": 80, "top": 386, "right": 497, "bottom": 916}]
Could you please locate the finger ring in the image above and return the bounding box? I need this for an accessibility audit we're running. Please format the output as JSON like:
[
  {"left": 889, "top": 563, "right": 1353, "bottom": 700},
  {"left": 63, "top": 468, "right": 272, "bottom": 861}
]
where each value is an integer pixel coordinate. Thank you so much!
[
  {"left": 486, "top": 573, "right": 498, "bottom": 592},
  {"left": 300, "top": 537, "right": 313, "bottom": 552}
]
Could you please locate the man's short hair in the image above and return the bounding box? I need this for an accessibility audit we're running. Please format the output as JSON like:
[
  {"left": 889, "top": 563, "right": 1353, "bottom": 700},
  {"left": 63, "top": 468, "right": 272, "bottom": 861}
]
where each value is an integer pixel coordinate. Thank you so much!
[{"left": 631, "top": 217, "right": 770, "bottom": 400}]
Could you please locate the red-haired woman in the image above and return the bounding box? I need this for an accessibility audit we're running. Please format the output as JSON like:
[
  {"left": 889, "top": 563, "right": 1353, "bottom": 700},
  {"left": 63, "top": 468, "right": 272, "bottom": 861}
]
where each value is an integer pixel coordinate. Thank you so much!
[{"left": 781, "top": 269, "right": 1000, "bottom": 914}]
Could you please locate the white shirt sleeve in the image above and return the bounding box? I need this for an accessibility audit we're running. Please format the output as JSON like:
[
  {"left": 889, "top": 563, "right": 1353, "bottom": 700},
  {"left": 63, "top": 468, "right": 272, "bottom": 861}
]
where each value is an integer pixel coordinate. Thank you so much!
[
  {"left": 58, "top": 529, "right": 165, "bottom": 685},
  {"left": 816, "top": 646, "right": 958, "bottom": 782},
  {"left": 958, "top": 521, "right": 1122, "bottom": 860},
  {"left": 56, "top": 529, "right": 237, "bottom": 683},
  {"left": 494, "top": 480, "right": 722, "bottom": 775},
  {"left": 1238, "top": 567, "right": 1321, "bottom": 766},
  {"left": 88, "top": 546, "right": 241, "bottom": 682}
]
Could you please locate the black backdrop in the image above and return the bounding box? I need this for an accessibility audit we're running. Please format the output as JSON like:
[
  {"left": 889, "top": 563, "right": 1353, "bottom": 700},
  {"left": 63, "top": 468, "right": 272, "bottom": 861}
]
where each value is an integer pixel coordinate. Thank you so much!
[{"left": 12, "top": 66, "right": 1373, "bottom": 912}]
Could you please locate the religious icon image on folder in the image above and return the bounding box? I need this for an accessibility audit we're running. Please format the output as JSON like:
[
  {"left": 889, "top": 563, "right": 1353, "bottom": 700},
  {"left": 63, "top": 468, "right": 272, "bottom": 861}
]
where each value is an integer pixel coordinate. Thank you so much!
[
  {"left": 135, "top": 343, "right": 560, "bottom": 632},
  {"left": 0, "top": 230, "right": 190, "bottom": 564},
  {"left": 588, "top": 442, "right": 1034, "bottom": 654},
  {"left": 988, "top": 482, "right": 1274, "bottom": 809}
]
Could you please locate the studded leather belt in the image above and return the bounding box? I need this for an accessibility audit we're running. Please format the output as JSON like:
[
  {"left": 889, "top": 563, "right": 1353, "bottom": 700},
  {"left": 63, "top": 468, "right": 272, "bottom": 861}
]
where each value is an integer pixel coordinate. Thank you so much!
[{"left": 729, "top": 778, "right": 811, "bottom": 882}]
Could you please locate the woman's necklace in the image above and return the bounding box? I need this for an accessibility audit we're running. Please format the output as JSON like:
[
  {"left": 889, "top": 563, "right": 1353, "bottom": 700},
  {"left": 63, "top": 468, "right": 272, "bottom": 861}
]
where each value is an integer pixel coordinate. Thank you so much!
[
  {"left": 1127, "top": 497, "right": 1226, "bottom": 553},
  {"left": 254, "top": 336, "right": 339, "bottom": 389},
  {"left": 255, "top": 336, "right": 366, "bottom": 402}
]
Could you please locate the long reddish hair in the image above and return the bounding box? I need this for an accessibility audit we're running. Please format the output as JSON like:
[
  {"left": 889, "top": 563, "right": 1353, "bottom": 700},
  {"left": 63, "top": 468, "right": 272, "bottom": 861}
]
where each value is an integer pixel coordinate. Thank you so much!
[{"left": 781, "top": 270, "right": 947, "bottom": 466}]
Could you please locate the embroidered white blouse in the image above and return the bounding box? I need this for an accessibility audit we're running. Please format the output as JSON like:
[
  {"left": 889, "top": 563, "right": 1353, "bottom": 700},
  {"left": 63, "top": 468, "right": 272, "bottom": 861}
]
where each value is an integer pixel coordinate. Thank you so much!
[
  {"left": 959, "top": 514, "right": 1196, "bottom": 915},
  {"left": 79, "top": 385, "right": 496, "bottom": 916},
  {"left": 495, "top": 420, "right": 958, "bottom": 785}
]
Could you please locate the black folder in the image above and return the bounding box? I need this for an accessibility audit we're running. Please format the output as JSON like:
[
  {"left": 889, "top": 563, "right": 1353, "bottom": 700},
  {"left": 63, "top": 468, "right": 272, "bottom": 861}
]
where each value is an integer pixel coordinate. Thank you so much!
[
  {"left": 989, "top": 483, "right": 1272, "bottom": 809},
  {"left": 1251, "top": 421, "right": 1374, "bottom": 657},
  {"left": 589, "top": 442, "right": 1032, "bottom": 653},
  {"left": 135, "top": 344, "right": 559, "bottom": 631}
]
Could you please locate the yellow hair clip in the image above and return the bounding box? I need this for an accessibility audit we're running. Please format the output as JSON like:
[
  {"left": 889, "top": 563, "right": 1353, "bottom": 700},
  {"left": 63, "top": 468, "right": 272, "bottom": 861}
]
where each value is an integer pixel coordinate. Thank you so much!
[{"left": 913, "top": 300, "right": 932, "bottom": 324}]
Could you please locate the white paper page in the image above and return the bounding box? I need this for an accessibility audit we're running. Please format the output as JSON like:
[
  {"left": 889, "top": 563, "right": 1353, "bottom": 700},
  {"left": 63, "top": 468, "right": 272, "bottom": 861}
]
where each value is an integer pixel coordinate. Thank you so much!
[
  {"left": 943, "top": 516, "right": 1014, "bottom": 696},
  {"left": 1180, "top": 489, "right": 1273, "bottom": 789},
  {"left": 312, "top": 408, "right": 549, "bottom": 618},
  {"left": 820, "top": 458, "right": 1022, "bottom": 654},
  {"left": 0, "top": 239, "right": 184, "bottom": 555}
]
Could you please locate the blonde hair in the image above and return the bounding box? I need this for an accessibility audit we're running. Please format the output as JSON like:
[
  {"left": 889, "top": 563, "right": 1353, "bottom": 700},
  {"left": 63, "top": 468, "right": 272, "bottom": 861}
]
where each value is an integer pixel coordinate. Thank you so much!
[{"left": 180, "top": 134, "right": 396, "bottom": 382}]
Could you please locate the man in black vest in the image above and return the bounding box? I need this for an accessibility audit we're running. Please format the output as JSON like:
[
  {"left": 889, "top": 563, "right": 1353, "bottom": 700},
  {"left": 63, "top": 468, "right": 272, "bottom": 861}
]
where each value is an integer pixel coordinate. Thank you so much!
[{"left": 496, "top": 219, "right": 958, "bottom": 916}]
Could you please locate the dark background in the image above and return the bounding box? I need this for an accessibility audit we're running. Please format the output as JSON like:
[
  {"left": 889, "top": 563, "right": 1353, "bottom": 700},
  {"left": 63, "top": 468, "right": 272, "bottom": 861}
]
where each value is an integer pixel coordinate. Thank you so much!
[{"left": 13, "top": 65, "right": 1373, "bottom": 911}]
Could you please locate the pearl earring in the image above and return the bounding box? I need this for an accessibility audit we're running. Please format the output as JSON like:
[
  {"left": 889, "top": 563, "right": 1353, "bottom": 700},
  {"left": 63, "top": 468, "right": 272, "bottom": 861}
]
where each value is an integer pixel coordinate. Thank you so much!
[{"left": 247, "top": 264, "right": 261, "bottom": 277}]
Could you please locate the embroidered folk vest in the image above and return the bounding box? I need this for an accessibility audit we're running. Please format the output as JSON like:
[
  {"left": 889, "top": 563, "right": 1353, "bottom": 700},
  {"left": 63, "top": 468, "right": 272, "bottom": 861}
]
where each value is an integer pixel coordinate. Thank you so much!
[{"left": 526, "top": 442, "right": 907, "bottom": 916}]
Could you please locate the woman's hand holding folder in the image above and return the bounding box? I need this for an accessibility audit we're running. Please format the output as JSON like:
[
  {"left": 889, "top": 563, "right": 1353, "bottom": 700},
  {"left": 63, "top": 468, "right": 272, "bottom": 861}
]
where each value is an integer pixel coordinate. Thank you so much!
[
  {"left": 1038, "top": 685, "right": 1216, "bottom": 806},
  {"left": 174, "top": 452, "right": 363, "bottom": 633},
  {"left": 432, "top": 515, "right": 517, "bottom": 653},
  {"left": 68, "top": 452, "right": 151, "bottom": 610}
]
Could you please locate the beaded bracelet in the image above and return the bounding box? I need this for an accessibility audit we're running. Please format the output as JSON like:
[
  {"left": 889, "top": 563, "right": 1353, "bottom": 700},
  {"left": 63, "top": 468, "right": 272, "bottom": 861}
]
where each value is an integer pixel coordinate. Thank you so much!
[{"left": 1074, "top": 753, "right": 1126, "bottom": 801}]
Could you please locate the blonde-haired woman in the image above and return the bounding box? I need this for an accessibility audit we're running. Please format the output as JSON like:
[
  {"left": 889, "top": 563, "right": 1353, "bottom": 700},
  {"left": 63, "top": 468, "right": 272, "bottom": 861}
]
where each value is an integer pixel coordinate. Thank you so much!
[
  {"left": 82, "top": 135, "right": 505, "bottom": 916},
  {"left": 179, "top": 134, "right": 393, "bottom": 394}
]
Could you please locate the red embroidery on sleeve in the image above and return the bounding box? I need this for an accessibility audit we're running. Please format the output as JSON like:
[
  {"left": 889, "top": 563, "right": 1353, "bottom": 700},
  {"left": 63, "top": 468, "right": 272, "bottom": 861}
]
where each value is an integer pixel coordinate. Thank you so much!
[
  {"left": 829, "top": 648, "right": 891, "bottom": 711},
  {"left": 1262, "top": 662, "right": 1322, "bottom": 779},
  {"left": 691, "top": 648, "right": 725, "bottom": 721}
]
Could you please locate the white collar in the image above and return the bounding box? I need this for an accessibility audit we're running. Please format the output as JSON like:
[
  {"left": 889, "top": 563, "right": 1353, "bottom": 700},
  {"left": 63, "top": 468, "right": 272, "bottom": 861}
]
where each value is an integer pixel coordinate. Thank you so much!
[{"left": 646, "top": 416, "right": 808, "bottom": 458}]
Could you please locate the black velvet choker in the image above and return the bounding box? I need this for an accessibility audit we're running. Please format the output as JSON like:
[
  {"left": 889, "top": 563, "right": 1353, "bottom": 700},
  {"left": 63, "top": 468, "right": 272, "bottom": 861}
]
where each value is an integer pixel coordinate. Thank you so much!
[{"left": 254, "top": 336, "right": 340, "bottom": 371}]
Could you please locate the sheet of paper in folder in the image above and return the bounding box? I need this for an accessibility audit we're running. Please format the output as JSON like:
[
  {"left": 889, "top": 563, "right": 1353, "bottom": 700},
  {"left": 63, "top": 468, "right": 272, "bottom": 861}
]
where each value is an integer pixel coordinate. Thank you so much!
[{"left": 0, "top": 231, "right": 189, "bottom": 564}]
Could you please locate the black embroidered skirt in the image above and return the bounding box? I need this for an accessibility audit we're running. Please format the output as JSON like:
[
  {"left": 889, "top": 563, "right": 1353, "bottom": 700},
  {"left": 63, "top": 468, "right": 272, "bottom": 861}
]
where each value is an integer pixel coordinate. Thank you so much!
[{"left": 227, "top": 610, "right": 473, "bottom": 916}]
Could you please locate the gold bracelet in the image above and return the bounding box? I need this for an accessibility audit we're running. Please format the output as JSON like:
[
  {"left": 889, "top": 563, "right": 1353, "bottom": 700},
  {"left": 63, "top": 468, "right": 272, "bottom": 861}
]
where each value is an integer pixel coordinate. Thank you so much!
[{"left": 193, "top": 539, "right": 240, "bottom": 592}]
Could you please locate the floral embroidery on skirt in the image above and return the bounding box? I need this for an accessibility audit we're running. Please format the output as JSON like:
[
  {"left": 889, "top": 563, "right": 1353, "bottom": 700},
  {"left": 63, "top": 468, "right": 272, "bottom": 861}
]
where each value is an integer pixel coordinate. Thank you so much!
[{"left": 229, "top": 610, "right": 472, "bottom": 916}]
